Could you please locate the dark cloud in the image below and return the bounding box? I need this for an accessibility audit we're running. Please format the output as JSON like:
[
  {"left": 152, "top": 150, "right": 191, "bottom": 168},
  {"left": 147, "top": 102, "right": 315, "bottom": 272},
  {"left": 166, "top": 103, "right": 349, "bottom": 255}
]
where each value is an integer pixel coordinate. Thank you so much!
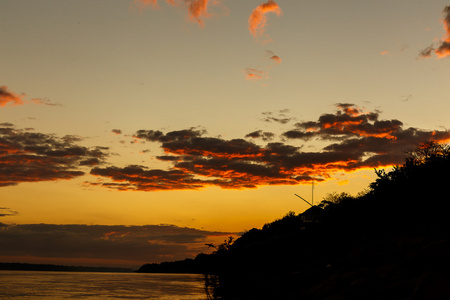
[
  {"left": 0, "top": 125, "right": 109, "bottom": 187},
  {"left": 0, "top": 223, "right": 235, "bottom": 264},
  {"left": 245, "top": 130, "right": 275, "bottom": 141},
  {"left": 112, "top": 129, "right": 122, "bottom": 135},
  {"left": 0, "top": 207, "right": 18, "bottom": 217},
  {"left": 134, "top": 128, "right": 206, "bottom": 143},
  {"left": 262, "top": 110, "right": 293, "bottom": 124},
  {"left": 419, "top": 45, "right": 435, "bottom": 58},
  {"left": 88, "top": 104, "right": 450, "bottom": 191},
  {"left": 284, "top": 104, "right": 401, "bottom": 141}
]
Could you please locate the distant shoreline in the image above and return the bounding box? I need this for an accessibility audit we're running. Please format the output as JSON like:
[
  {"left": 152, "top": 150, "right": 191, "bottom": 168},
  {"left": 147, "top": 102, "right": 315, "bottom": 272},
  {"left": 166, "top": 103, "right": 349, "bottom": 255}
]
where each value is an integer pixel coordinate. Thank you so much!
[{"left": 0, "top": 262, "right": 134, "bottom": 273}]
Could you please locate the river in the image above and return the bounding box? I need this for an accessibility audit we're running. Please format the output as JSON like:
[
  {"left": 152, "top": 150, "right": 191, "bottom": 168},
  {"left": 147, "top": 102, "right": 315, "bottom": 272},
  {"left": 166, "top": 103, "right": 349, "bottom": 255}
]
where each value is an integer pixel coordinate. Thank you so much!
[{"left": 0, "top": 270, "right": 208, "bottom": 299}]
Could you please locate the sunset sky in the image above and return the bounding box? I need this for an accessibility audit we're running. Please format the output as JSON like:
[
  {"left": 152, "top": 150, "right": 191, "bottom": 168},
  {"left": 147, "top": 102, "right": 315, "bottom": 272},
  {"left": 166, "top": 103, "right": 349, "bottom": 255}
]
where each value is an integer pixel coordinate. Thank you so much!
[{"left": 1, "top": 0, "right": 450, "bottom": 269}]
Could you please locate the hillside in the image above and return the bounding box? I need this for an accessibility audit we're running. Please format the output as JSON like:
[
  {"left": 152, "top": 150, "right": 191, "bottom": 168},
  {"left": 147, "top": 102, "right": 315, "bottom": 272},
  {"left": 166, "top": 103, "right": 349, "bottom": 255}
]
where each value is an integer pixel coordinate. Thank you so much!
[{"left": 139, "top": 141, "right": 450, "bottom": 299}]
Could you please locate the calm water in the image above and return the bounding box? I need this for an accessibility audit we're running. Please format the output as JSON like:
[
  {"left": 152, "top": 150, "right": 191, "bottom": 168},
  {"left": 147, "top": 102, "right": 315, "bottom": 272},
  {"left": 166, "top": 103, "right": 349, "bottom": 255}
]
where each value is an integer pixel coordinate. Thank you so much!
[{"left": 0, "top": 271, "right": 209, "bottom": 299}]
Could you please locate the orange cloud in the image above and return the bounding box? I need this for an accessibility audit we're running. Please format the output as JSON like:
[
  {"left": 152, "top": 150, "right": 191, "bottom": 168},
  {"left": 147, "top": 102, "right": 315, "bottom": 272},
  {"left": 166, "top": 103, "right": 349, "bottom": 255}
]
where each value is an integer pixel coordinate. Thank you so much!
[
  {"left": 248, "top": 0, "right": 282, "bottom": 38},
  {"left": 419, "top": 6, "right": 450, "bottom": 59},
  {"left": 244, "top": 67, "right": 267, "bottom": 80},
  {"left": 132, "top": 0, "right": 159, "bottom": 11},
  {"left": 132, "top": 0, "right": 222, "bottom": 27},
  {"left": 269, "top": 55, "right": 281, "bottom": 64},
  {"left": 0, "top": 86, "right": 25, "bottom": 107},
  {"left": 284, "top": 104, "right": 402, "bottom": 140},
  {"left": 0, "top": 86, "right": 59, "bottom": 107},
  {"left": 186, "top": 0, "right": 211, "bottom": 27},
  {"left": 266, "top": 50, "right": 281, "bottom": 64}
]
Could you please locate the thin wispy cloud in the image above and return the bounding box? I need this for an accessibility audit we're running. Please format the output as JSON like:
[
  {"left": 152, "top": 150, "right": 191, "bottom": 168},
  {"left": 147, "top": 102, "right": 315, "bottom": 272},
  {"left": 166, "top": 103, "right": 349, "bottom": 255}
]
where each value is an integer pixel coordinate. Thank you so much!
[
  {"left": 262, "top": 110, "right": 293, "bottom": 124},
  {"left": 0, "top": 207, "right": 18, "bottom": 217},
  {"left": 244, "top": 67, "right": 267, "bottom": 81},
  {"left": 419, "top": 6, "right": 450, "bottom": 59},
  {"left": 31, "top": 98, "right": 63, "bottom": 107},
  {"left": 248, "top": 0, "right": 282, "bottom": 39}
]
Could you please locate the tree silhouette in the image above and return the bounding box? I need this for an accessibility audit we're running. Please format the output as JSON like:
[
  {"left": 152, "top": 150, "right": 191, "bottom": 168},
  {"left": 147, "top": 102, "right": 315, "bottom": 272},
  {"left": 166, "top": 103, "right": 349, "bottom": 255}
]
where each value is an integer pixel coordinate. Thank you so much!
[{"left": 137, "top": 140, "right": 450, "bottom": 299}]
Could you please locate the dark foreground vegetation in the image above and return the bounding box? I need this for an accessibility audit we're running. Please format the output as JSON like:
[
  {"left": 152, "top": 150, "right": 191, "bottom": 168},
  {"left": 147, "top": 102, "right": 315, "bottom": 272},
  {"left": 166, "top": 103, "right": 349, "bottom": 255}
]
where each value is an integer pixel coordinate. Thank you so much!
[
  {"left": 0, "top": 262, "right": 133, "bottom": 273},
  {"left": 139, "top": 141, "right": 450, "bottom": 299}
]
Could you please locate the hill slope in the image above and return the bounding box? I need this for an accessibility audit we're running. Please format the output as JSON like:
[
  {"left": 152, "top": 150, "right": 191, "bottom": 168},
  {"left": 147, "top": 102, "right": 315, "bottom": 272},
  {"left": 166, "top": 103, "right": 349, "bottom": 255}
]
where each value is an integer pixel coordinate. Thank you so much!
[{"left": 140, "top": 141, "right": 450, "bottom": 299}]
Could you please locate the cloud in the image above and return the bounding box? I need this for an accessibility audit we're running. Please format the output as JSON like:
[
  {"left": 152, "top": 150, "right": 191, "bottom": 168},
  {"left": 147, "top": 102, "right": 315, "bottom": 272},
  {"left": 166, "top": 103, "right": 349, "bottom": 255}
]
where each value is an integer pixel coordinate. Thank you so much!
[
  {"left": 244, "top": 67, "right": 268, "bottom": 80},
  {"left": 0, "top": 86, "right": 58, "bottom": 107},
  {"left": 87, "top": 104, "right": 450, "bottom": 192},
  {"left": 186, "top": 0, "right": 212, "bottom": 27},
  {"left": 400, "top": 95, "right": 413, "bottom": 102},
  {"left": 132, "top": 0, "right": 223, "bottom": 27},
  {"left": 244, "top": 50, "right": 282, "bottom": 82},
  {"left": 132, "top": 0, "right": 159, "bottom": 10},
  {"left": 31, "top": 98, "right": 63, "bottom": 107},
  {"left": 245, "top": 130, "right": 275, "bottom": 141},
  {"left": 112, "top": 129, "right": 122, "bottom": 135},
  {"left": 283, "top": 104, "right": 401, "bottom": 140},
  {"left": 248, "top": 0, "right": 282, "bottom": 39},
  {"left": 269, "top": 54, "right": 282, "bottom": 64},
  {"left": 0, "top": 125, "right": 108, "bottom": 187},
  {"left": 266, "top": 50, "right": 281, "bottom": 64},
  {"left": 0, "top": 207, "right": 18, "bottom": 217},
  {"left": 0, "top": 223, "right": 235, "bottom": 267},
  {"left": 419, "top": 46, "right": 434, "bottom": 58},
  {"left": 435, "top": 41, "right": 450, "bottom": 58},
  {"left": 0, "top": 86, "right": 25, "bottom": 107},
  {"left": 419, "top": 6, "right": 450, "bottom": 59},
  {"left": 262, "top": 110, "right": 293, "bottom": 124}
]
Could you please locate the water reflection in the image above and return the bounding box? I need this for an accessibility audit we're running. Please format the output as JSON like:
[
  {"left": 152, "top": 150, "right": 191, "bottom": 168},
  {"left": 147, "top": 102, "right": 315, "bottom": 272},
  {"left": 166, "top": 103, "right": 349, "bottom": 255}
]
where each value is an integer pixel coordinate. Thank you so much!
[{"left": 0, "top": 271, "right": 208, "bottom": 299}]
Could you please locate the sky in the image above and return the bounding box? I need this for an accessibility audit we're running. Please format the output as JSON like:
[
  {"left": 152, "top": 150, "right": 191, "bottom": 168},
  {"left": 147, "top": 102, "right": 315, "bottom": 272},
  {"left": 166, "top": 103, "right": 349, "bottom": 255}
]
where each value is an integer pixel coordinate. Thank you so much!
[{"left": 1, "top": 0, "right": 450, "bottom": 269}]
